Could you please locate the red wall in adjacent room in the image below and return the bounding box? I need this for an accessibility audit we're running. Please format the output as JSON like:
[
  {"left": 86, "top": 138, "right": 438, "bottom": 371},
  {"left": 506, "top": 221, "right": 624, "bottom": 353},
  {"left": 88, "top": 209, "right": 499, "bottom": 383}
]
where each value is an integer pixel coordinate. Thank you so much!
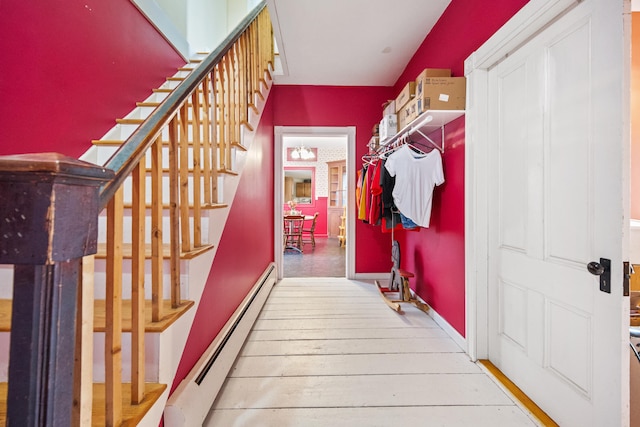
[
  {"left": 291, "top": 198, "right": 329, "bottom": 237},
  {"left": 172, "top": 96, "right": 275, "bottom": 392},
  {"left": 273, "top": 85, "right": 395, "bottom": 272},
  {"left": 391, "top": 0, "right": 530, "bottom": 335},
  {"left": 0, "top": 1, "right": 184, "bottom": 158}
]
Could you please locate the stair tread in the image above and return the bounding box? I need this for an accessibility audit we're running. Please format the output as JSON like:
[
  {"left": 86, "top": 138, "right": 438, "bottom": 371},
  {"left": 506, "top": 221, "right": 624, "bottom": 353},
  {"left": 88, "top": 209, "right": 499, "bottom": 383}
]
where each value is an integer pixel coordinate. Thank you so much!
[
  {"left": 91, "top": 139, "right": 221, "bottom": 147},
  {"left": 94, "top": 299, "right": 194, "bottom": 333},
  {"left": 0, "top": 299, "right": 194, "bottom": 333},
  {"left": 116, "top": 118, "right": 145, "bottom": 124},
  {"left": 121, "top": 202, "right": 228, "bottom": 210},
  {"left": 95, "top": 242, "right": 215, "bottom": 260},
  {"left": 0, "top": 382, "right": 166, "bottom": 426}
]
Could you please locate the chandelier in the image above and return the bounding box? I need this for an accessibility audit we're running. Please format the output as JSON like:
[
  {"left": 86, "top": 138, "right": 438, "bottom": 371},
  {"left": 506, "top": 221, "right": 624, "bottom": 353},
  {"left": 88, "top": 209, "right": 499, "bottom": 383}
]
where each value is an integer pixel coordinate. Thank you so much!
[{"left": 290, "top": 146, "right": 316, "bottom": 160}]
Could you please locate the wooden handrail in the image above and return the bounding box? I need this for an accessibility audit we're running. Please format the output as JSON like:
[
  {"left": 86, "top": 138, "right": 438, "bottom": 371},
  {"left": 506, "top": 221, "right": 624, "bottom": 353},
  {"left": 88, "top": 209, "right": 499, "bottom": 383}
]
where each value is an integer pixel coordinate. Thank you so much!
[{"left": 99, "top": 0, "right": 266, "bottom": 210}]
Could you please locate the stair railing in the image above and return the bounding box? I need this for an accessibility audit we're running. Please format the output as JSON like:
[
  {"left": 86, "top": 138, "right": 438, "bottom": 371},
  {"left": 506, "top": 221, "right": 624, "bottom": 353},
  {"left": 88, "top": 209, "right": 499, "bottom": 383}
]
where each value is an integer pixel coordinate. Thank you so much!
[{"left": 0, "top": 2, "right": 273, "bottom": 425}]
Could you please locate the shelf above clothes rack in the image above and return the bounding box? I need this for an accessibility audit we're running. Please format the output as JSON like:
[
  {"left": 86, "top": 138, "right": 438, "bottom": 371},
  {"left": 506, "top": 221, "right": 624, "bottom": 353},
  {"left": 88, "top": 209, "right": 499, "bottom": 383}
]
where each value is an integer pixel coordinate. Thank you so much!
[{"left": 380, "top": 110, "right": 465, "bottom": 153}]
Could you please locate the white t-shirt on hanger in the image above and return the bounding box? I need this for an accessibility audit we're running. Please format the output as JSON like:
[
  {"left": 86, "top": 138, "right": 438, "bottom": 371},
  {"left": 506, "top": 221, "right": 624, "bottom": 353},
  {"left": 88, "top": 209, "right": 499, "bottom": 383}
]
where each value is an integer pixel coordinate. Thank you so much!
[{"left": 384, "top": 145, "right": 444, "bottom": 228}]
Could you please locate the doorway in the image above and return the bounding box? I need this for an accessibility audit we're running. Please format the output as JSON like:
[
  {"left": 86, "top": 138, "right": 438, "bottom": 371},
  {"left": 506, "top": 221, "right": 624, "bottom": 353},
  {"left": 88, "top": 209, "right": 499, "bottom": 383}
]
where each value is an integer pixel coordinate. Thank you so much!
[{"left": 274, "top": 126, "right": 356, "bottom": 280}]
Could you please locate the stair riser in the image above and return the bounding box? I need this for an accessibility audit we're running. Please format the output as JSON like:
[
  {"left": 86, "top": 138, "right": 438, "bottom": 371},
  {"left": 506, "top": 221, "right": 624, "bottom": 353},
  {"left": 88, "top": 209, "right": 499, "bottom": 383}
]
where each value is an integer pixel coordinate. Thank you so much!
[
  {"left": 92, "top": 264, "right": 189, "bottom": 301},
  {"left": 96, "top": 135, "right": 237, "bottom": 172},
  {"left": 0, "top": 331, "right": 162, "bottom": 383},
  {"left": 97, "top": 210, "right": 212, "bottom": 245},
  {"left": 112, "top": 173, "right": 223, "bottom": 205}
]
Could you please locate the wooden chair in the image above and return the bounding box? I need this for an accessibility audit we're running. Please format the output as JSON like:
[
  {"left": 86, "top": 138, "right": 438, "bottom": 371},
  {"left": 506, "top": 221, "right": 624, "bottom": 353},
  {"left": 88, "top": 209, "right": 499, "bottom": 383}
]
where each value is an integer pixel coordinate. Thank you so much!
[
  {"left": 283, "top": 215, "right": 305, "bottom": 252},
  {"left": 302, "top": 212, "right": 319, "bottom": 247}
]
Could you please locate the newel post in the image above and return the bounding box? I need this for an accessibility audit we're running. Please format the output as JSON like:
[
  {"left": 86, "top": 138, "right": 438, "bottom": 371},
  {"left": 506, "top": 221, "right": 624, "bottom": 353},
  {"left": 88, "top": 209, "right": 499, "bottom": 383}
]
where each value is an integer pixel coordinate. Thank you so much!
[{"left": 0, "top": 153, "right": 114, "bottom": 426}]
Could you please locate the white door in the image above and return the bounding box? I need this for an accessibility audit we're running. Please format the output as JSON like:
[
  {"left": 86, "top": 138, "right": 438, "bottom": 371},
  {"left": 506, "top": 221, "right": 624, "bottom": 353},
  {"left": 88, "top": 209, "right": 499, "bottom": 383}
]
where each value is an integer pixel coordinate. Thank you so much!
[{"left": 483, "top": 0, "right": 628, "bottom": 426}]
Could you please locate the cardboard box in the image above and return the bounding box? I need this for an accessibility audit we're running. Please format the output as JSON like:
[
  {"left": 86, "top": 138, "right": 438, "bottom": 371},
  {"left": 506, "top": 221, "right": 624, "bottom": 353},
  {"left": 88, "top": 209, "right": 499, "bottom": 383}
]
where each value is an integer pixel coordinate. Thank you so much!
[
  {"left": 398, "top": 98, "right": 419, "bottom": 130},
  {"left": 382, "top": 100, "right": 396, "bottom": 117},
  {"left": 394, "top": 81, "right": 416, "bottom": 112},
  {"left": 416, "top": 77, "right": 466, "bottom": 113},
  {"left": 415, "top": 68, "right": 452, "bottom": 98},
  {"left": 379, "top": 114, "right": 398, "bottom": 141}
]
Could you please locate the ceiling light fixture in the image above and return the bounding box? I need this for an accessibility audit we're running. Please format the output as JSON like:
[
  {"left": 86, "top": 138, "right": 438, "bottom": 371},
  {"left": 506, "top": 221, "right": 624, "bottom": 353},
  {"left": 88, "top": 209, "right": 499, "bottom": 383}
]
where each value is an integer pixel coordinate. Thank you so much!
[{"left": 290, "top": 146, "right": 316, "bottom": 160}]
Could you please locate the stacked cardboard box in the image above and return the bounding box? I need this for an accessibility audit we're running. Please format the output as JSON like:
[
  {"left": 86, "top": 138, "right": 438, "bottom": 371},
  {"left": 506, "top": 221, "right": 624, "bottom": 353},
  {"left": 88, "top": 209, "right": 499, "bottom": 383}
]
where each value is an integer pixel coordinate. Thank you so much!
[
  {"left": 373, "top": 68, "right": 466, "bottom": 145},
  {"left": 379, "top": 100, "right": 397, "bottom": 141},
  {"left": 395, "top": 68, "right": 463, "bottom": 129},
  {"left": 416, "top": 76, "right": 466, "bottom": 114},
  {"left": 394, "top": 82, "right": 416, "bottom": 113}
]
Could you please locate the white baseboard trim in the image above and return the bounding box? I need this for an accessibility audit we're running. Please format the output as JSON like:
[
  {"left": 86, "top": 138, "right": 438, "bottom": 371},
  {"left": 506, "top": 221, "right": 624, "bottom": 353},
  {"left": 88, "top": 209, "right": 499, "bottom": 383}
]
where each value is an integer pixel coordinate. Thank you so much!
[
  {"left": 409, "top": 290, "right": 467, "bottom": 352},
  {"left": 428, "top": 306, "right": 467, "bottom": 352},
  {"left": 352, "top": 272, "right": 390, "bottom": 281},
  {"left": 164, "top": 263, "right": 277, "bottom": 426}
]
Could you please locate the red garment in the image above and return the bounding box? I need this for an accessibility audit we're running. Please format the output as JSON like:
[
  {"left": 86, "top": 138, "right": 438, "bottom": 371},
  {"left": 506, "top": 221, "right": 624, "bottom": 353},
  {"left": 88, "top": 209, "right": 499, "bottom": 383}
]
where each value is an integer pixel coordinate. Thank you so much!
[{"left": 368, "top": 160, "right": 382, "bottom": 225}]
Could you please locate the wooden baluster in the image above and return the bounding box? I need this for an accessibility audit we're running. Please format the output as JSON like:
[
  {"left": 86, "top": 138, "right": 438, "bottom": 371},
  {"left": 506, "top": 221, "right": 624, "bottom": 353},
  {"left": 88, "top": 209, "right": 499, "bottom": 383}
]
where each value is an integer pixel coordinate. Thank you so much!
[
  {"left": 131, "top": 159, "right": 146, "bottom": 404},
  {"left": 151, "top": 137, "right": 164, "bottom": 322},
  {"left": 238, "top": 33, "right": 252, "bottom": 131},
  {"left": 201, "top": 75, "right": 213, "bottom": 206},
  {"left": 246, "top": 28, "right": 258, "bottom": 115},
  {"left": 223, "top": 54, "right": 233, "bottom": 169},
  {"left": 265, "top": 8, "right": 274, "bottom": 79},
  {"left": 178, "top": 104, "right": 191, "bottom": 255},
  {"left": 226, "top": 52, "right": 237, "bottom": 149},
  {"left": 168, "top": 115, "right": 182, "bottom": 308},
  {"left": 253, "top": 21, "right": 265, "bottom": 102},
  {"left": 191, "top": 90, "right": 203, "bottom": 247},
  {"left": 106, "top": 186, "right": 124, "bottom": 427},
  {"left": 232, "top": 42, "right": 243, "bottom": 141},
  {"left": 217, "top": 63, "right": 227, "bottom": 171},
  {"left": 259, "top": 11, "right": 267, "bottom": 89},
  {"left": 210, "top": 70, "right": 219, "bottom": 203}
]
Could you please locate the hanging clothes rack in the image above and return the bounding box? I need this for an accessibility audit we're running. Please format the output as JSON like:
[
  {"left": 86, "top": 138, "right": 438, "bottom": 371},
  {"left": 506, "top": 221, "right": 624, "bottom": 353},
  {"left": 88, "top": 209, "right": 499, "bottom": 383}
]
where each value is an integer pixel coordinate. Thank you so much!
[{"left": 375, "top": 110, "right": 464, "bottom": 160}]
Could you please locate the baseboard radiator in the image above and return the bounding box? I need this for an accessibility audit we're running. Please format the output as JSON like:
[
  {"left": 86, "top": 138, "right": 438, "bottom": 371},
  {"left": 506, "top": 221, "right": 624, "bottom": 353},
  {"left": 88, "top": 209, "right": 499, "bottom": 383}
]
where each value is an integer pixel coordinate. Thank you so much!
[{"left": 164, "top": 263, "right": 277, "bottom": 426}]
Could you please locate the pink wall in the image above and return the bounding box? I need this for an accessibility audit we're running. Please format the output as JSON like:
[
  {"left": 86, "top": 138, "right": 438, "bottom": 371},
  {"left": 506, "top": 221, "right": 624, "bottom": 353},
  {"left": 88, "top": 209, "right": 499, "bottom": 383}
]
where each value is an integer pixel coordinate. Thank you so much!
[
  {"left": 172, "top": 96, "right": 275, "bottom": 392},
  {"left": 0, "top": 1, "right": 184, "bottom": 158},
  {"left": 392, "top": 0, "right": 530, "bottom": 335},
  {"left": 273, "top": 85, "right": 395, "bottom": 272}
]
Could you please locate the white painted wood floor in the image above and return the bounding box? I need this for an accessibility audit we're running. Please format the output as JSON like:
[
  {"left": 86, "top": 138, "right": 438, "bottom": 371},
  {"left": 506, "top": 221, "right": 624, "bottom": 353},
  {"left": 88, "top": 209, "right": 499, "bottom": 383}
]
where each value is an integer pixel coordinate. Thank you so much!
[{"left": 205, "top": 278, "right": 539, "bottom": 426}]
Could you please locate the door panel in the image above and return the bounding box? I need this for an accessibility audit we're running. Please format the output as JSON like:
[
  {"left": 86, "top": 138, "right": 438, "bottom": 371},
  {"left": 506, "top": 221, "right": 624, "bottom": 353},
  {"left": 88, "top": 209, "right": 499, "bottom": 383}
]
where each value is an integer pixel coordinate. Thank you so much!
[
  {"left": 545, "top": 19, "right": 592, "bottom": 265},
  {"left": 487, "top": 1, "right": 626, "bottom": 425}
]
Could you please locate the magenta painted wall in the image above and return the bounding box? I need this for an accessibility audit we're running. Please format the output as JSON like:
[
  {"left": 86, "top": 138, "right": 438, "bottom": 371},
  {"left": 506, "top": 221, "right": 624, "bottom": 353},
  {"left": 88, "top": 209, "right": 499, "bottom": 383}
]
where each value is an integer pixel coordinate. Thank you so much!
[
  {"left": 0, "top": 1, "right": 184, "bottom": 158},
  {"left": 391, "top": 0, "right": 530, "bottom": 335},
  {"left": 171, "top": 96, "right": 275, "bottom": 392},
  {"left": 272, "top": 85, "right": 395, "bottom": 272}
]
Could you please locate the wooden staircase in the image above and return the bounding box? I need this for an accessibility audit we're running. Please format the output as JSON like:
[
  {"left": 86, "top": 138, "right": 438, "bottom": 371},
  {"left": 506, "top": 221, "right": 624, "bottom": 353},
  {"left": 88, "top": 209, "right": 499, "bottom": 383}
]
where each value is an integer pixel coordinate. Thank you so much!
[{"left": 0, "top": 2, "right": 274, "bottom": 425}]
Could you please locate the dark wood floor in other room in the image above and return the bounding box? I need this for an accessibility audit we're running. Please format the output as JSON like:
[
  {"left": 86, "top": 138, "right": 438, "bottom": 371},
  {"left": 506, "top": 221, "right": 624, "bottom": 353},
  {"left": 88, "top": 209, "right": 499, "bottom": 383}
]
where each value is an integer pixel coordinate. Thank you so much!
[{"left": 283, "top": 236, "right": 345, "bottom": 277}]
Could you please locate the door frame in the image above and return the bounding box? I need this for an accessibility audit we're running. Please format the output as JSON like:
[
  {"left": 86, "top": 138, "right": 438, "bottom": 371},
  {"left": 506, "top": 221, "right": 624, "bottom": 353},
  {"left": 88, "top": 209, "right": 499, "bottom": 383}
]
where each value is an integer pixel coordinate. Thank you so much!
[
  {"left": 274, "top": 126, "right": 356, "bottom": 280},
  {"left": 465, "top": 0, "right": 630, "bottom": 382},
  {"left": 465, "top": 0, "right": 599, "bottom": 362}
]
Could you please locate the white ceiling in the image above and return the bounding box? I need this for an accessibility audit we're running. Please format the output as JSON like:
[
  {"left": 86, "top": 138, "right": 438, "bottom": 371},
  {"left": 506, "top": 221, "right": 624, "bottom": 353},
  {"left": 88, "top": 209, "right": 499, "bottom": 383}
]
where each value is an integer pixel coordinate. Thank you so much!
[{"left": 267, "top": 0, "right": 452, "bottom": 86}]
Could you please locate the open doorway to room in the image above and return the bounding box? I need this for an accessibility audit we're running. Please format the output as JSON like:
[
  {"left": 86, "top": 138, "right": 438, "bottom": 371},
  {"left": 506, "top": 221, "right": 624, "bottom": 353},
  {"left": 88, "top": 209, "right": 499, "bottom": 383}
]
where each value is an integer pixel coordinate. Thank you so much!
[{"left": 274, "top": 126, "right": 356, "bottom": 279}]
